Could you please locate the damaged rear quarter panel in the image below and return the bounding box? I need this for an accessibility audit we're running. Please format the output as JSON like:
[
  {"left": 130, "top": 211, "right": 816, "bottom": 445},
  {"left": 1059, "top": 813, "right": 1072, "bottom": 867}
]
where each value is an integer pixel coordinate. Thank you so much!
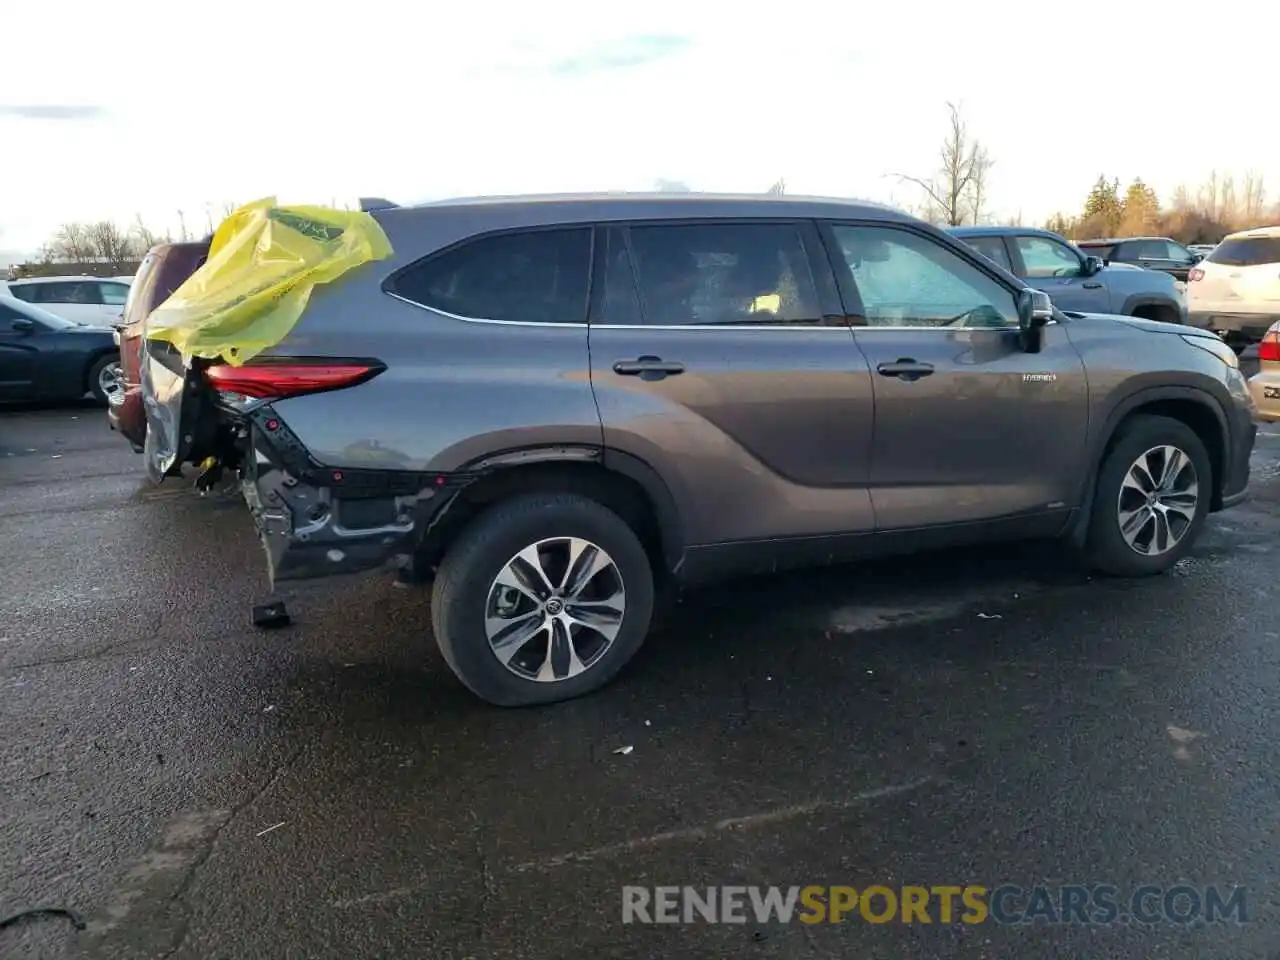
[{"left": 236, "top": 283, "right": 601, "bottom": 585}]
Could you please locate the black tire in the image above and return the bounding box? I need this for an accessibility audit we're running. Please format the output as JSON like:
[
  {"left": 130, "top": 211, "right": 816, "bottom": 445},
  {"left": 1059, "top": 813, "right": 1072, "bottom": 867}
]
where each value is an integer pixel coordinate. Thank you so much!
[
  {"left": 87, "top": 352, "right": 121, "bottom": 406},
  {"left": 431, "top": 492, "right": 655, "bottom": 707},
  {"left": 1083, "top": 414, "right": 1212, "bottom": 577}
]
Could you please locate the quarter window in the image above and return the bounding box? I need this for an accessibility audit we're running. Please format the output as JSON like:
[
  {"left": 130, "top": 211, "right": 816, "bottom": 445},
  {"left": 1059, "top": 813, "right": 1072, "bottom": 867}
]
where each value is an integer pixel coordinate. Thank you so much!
[
  {"left": 833, "top": 225, "right": 1018, "bottom": 328},
  {"left": 98, "top": 282, "right": 130, "bottom": 305},
  {"left": 626, "top": 222, "right": 822, "bottom": 326},
  {"left": 390, "top": 228, "right": 592, "bottom": 324},
  {"left": 1014, "top": 236, "right": 1084, "bottom": 278}
]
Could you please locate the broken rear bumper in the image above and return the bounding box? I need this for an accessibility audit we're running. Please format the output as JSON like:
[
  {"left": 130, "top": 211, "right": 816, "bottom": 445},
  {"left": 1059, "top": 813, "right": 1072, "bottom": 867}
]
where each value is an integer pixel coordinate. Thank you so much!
[{"left": 238, "top": 408, "right": 472, "bottom": 585}]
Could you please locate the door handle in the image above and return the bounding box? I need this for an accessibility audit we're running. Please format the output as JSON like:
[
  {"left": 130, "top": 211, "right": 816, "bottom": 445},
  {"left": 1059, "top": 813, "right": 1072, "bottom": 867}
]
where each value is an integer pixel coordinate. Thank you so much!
[
  {"left": 612, "top": 356, "right": 686, "bottom": 380},
  {"left": 1082, "top": 281, "right": 1103, "bottom": 289},
  {"left": 876, "top": 358, "right": 935, "bottom": 380}
]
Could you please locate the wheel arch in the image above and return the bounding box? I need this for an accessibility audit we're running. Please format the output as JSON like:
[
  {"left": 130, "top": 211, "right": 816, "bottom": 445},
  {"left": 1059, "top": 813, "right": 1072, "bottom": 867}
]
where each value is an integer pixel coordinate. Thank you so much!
[
  {"left": 1068, "top": 385, "right": 1229, "bottom": 549},
  {"left": 1119, "top": 293, "right": 1181, "bottom": 322},
  {"left": 415, "top": 446, "right": 684, "bottom": 581}
]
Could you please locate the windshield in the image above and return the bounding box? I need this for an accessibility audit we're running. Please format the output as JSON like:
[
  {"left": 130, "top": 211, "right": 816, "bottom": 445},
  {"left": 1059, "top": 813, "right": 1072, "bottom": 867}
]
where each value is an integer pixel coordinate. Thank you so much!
[
  {"left": 0, "top": 293, "right": 78, "bottom": 328},
  {"left": 1206, "top": 236, "right": 1280, "bottom": 267}
]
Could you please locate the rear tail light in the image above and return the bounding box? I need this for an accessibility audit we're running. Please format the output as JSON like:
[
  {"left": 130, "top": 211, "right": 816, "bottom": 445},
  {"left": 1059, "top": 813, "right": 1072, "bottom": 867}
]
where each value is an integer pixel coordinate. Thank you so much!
[
  {"left": 205, "top": 359, "right": 385, "bottom": 400},
  {"left": 1187, "top": 267, "right": 1204, "bottom": 282},
  {"left": 1259, "top": 331, "right": 1280, "bottom": 362}
]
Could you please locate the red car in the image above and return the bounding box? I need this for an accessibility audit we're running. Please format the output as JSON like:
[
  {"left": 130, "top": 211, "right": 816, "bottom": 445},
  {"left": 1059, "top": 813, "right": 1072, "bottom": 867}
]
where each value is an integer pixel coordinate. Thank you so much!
[{"left": 109, "top": 240, "right": 209, "bottom": 450}]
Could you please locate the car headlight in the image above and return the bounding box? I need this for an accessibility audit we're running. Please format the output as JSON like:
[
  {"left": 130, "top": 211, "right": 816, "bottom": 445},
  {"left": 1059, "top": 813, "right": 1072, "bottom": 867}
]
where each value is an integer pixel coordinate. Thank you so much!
[{"left": 1181, "top": 333, "right": 1239, "bottom": 368}]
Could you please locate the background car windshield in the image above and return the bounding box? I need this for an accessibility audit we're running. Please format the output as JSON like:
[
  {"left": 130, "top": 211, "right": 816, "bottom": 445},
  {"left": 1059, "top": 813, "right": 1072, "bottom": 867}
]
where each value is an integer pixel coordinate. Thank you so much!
[
  {"left": 0, "top": 295, "right": 77, "bottom": 328},
  {"left": 1207, "top": 237, "right": 1280, "bottom": 267}
]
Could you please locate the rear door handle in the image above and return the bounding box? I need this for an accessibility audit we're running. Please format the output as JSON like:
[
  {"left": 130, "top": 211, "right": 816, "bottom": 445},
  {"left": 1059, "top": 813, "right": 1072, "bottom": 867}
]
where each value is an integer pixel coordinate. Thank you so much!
[
  {"left": 876, "top": 358, "right": 935, "bottom": 380},
  {"left": 612, "top": 356, "right": 686, "bottom": 380},
  {"left": 1082, "top": 281, "right": 1103, "bottom": 289}
]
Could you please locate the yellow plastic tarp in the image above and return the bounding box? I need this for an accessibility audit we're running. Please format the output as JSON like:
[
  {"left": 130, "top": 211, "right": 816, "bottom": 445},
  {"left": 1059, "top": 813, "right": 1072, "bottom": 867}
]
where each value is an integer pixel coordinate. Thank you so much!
[{"left": 145, "top": 197, "right": 393, "bottom": 366}]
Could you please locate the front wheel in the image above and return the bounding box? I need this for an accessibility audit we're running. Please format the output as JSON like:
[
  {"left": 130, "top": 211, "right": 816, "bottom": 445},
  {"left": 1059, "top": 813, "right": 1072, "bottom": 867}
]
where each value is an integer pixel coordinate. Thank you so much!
[
  {"left": 1083, "top": 414, "right": 1212, "bottom": 576},
  {"left": 88, "top": 352, "right": 123, "bottom": 406},
  {"left": 431, "top": 493, "right": 655, "bottom": 706}
]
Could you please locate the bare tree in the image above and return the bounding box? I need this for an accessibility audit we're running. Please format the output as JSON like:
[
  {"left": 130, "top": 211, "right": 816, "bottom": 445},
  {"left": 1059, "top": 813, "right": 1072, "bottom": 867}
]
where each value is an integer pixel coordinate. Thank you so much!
[
  {"left": 966, "top": 147, "right": 994, "bottom": 225},
  {"left": 896, "top": 102, "right": 985, "bottom": 227},
  {"left": 766, "top": 178, "right": 786, "bottom": 195},
  {"left": 176, "top": 209, "right": 191, "bottom": 242},
  {"left": 1242, "top": 172, "right": 1266, "bottom": 222},
  {"left": 40, "top": 222, "right": 95, "bottom": 262}
]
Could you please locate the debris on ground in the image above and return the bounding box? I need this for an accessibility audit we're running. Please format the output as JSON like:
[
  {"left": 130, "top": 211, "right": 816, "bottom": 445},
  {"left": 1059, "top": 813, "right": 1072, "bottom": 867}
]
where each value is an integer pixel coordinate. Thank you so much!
[
  {"left": 252, "top": 601, "right": 291, "bottom": 629},
  {"left": 256, "top": 821, "right": 287, "bottom": 837},
  {"left": 613, "top": 745, "right": 634, "bottom": 756},
  {"left": 977, "top": 613, "right": 1003, "bottom": 620}
]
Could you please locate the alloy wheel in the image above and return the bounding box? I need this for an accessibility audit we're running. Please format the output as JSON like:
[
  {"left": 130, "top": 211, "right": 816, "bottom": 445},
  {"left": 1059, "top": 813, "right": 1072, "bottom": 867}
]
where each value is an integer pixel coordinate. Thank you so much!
[
  {"left": 484, "top": 536, "right": 626, "bottom": 683},
  {"left": 1116, "top": 445, "right": 1199, "bottom": 556}
]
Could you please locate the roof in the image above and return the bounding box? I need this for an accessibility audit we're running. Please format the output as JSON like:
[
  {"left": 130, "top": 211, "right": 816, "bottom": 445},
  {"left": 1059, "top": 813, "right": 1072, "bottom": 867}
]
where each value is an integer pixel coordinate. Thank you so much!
[
  {"left": 1077, "top": 236, "right": 1174, "bottom": 245},
  {"left": 389, "top": 191, "right": 911, "bottom": 222},
  {"left": 1223, "top": 224, "right": 1280, "bottom": 239},
  {"left": 947, "top": 225, "right": 1066, "bottom": 239},
  {"left": 7, "top": 274, "right": 131, "bottom": 285}
]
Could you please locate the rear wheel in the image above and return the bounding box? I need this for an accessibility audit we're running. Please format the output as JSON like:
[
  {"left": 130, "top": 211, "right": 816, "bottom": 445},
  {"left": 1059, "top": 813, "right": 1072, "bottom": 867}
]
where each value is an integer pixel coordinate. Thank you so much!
[
  {"left": 88, "top": 352, "right": 123, "bottom": 406},
  {"left": 431, "top": 492, "right": 655, "bottom": 706},
  {"left": 1083, "top": 415, "right": 1211, "bottom": 576}
]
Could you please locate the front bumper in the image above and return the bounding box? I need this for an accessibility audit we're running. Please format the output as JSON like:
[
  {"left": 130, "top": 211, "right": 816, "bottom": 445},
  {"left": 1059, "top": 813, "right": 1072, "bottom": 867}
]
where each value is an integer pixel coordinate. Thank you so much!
[
  {"left": 239, "top": 408, "right": 471, "bottom": 586},
  {"left": 1188, "top": 311, "right": 1280, "bottom": 341},
  {"left": 1217, "top": 371, "right": 1258, "bottom": 510},
  {"left": 107, "top": 386, "right": 146, "bottom": 452}
]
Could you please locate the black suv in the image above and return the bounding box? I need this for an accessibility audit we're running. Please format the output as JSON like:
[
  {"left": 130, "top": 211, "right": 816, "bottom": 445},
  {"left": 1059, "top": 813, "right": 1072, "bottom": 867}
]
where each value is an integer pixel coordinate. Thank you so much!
[
  {"left": 146, "top": 195, "right": 1257, "bottom": 706},
  {"left": 1077, "top": 237, "right": 1203, "bottom": 282}
]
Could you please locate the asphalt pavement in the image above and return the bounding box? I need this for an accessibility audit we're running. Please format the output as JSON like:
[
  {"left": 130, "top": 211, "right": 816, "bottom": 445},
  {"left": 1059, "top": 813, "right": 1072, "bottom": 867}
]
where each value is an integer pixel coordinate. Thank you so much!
[{"left": 2, "top": 403, "right": 1279, "bottom": 960}]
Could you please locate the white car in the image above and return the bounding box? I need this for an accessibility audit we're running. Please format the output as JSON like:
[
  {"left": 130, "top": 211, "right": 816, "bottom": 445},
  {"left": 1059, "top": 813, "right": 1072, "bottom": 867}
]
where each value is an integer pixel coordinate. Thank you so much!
[
  {"left": 1186, "top": 226, "right": 1280, "bottom": 347},
  {"left": 2, "top": 275, "right": 131, "bottom": 327}
]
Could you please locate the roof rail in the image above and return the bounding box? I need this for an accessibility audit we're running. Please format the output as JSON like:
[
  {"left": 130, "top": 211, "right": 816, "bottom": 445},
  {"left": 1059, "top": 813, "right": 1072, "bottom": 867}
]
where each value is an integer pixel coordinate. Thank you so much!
[{"left": 358, "top": 197, "right": 399, "bottom": 212}]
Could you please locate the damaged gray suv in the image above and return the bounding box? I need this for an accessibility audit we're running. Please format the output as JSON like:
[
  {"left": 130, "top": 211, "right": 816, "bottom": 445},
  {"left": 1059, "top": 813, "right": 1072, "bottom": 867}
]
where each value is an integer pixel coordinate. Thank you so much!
[{"left": 145, "top": 194, "right": 1257, "bottom": 706}]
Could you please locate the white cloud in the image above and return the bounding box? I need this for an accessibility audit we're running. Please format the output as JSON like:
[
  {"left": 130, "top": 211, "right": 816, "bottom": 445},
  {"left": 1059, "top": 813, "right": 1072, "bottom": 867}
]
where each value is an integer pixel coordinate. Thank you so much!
[{"left": 0, "top": 0, "right": 1277, "bottom": 250}]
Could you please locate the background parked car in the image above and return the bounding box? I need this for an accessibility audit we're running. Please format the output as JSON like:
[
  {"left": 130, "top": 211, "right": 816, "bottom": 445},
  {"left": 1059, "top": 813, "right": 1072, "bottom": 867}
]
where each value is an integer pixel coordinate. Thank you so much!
[
  {"left": 1248, "top": 321, "right": 1280, "bottom": 421},
  {"left": 109, "top": 241, "right": 210, "bottom": 451},
  {"left": 1188, "top": 243, "right": 1217, "bottom": 258},
  {"left": 0, "top": 292, "right": 121, "bottom": 404},
  {"left": 949, "top": 227, "right": 1186, "bottom": 323},
  {"left": 1077, "top": 237, "right": 1203, "bottom": 283},
  {"left": 1186, "top": 226, "right": 1280, "bottom": 348},
  {"left": 2, "top": 275, "right": 132, "bottom": 327}
]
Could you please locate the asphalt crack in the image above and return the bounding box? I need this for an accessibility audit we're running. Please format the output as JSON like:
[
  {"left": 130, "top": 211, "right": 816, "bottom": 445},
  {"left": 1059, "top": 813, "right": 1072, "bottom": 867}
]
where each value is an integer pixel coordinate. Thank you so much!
[{"left": 157, "top": 743, "right": 306, "bottom": 960}]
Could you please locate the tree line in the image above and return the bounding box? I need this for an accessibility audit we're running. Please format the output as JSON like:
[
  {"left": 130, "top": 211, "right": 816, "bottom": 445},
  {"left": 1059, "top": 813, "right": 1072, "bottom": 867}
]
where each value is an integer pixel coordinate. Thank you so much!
[
  {"left": 31, "top": 202, "right": 242, "bottom": 271},
  {"left": 898, "top": 104, "right": 1276, "bottom": 244}
]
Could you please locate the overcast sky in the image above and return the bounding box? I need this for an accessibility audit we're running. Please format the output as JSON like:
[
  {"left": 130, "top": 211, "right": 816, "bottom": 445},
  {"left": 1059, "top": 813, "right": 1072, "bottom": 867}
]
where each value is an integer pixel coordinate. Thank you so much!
[{"left": 1, "top": 0, "right": 1276, "bottom": 252}]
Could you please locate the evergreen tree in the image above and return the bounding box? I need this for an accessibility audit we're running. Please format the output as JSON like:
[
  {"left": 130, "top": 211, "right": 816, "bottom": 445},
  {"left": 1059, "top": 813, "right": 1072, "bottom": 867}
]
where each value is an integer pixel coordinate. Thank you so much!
[{"left": 1082, "top": 175, "right": 1122, "bottom": 235}]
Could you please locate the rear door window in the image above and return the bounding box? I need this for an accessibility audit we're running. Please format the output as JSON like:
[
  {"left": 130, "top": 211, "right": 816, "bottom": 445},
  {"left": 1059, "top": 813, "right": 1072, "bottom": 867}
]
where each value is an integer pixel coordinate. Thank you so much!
[
  {"left": 1207, "top": 237, "right": 1280, "bottom": 267},
  {"left": 391, "top": 228, "right": 592, "bottom": 324},
  {"left": 40, "top": 281, "right": 104, "bottom": 305},
  {"left": 625, "top": 222, "right": 821, "bottom": 326},
  {"left": 959, "top": 236, "right": 1013, "bottom": 271},
  {"left": 7, "top": 284, "right": 39, "bottom": 303}
]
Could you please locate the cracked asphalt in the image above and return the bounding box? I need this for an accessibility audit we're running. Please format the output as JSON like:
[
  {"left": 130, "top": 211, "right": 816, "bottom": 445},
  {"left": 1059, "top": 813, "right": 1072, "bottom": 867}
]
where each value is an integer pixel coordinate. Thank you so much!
[{"left": 2, "top": 402, "right": 1279, "bottom": 959}]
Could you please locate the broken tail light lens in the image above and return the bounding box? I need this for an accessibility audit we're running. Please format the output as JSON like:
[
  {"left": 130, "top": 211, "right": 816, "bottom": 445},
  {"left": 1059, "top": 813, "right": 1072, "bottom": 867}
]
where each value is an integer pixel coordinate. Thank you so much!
[{"left": 205, "top": 359, "right": 386, "bottom": 400}]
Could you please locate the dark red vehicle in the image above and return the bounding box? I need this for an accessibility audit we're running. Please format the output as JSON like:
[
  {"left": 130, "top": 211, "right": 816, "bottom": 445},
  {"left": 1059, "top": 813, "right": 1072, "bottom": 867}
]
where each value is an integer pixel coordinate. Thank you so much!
[{"left": 108, "top": 240, "right": 209, "bottom": 450}]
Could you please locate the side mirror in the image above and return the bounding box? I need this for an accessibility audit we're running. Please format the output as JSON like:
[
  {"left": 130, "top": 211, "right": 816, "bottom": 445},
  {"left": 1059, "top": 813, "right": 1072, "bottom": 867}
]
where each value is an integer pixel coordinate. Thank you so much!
[
  {"left": 1191, "top": 253, "right": 1205, "bottom": 263},
  {"left": 11, "top": 318, "right": 35, "bottom": 334},
  {"left": 1082, "top": 256, "right": 1104, "bottom": 277},
  {"left": 1017, "top": 288, "right": 1053, "bottom": 354}
]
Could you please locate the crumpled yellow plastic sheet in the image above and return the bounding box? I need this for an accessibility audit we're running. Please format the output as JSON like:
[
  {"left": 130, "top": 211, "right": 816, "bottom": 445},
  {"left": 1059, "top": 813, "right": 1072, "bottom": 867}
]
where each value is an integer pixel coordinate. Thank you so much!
[{"left": 145, "top": 197, "right": 393, "bottom": 365}]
